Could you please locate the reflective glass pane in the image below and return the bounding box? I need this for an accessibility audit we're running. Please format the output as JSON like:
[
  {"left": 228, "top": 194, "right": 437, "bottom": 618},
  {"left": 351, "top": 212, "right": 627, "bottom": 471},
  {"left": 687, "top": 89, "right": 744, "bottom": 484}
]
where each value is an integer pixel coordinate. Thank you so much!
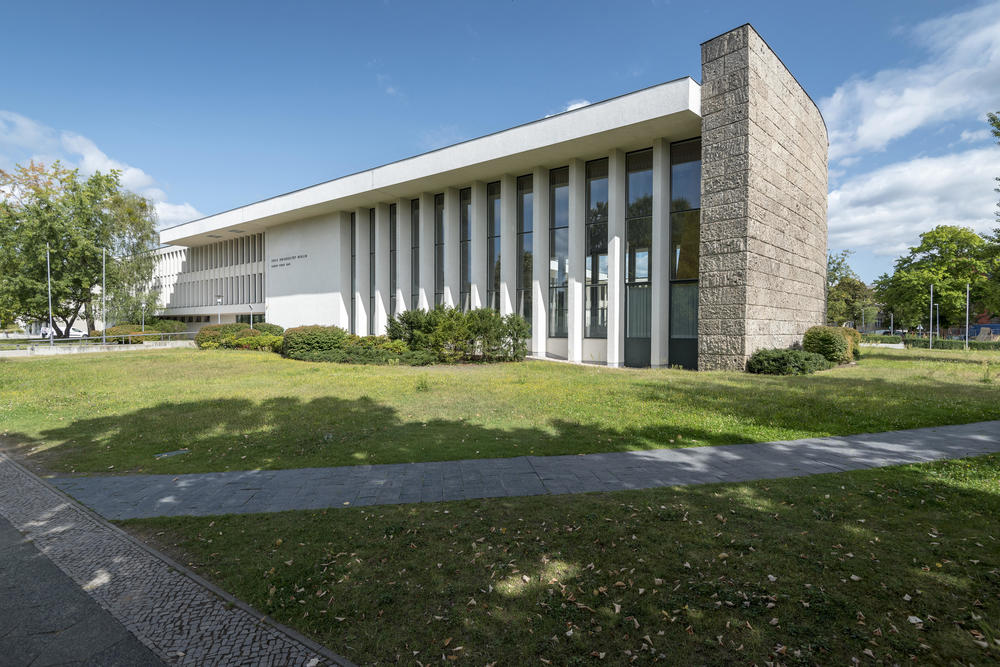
[
  {"left": 626, "top": 150, "right": 653, "bottom": 218},
  {"left": 626, "top": 284, "right": 652, "bottom": 337},
  {"left": 670, "top": 282, "right": 699, "bottom": 339},
  {"left": 585, "top": 283, "right": 608, "bottom": 338},
  {"left": 670, "top": 210, "right": 700, "bottom": 280},
  {"left": 517, "top": 175, "right": 533, "bottom": 234},
  {"left": 549, "top": 286, "right": 568, "bottom": 337},
  {"left": 626, "top": 217, "right": 652, "bottom": 283},
  {"left": 671, "top": 140, "right": 701, "bottom": 212},
  {"left": 550, "top": 227, "right": 568, "bottom": 287},
  {"left": 586, "top": 158, "right": 608, "bottom": 225}
]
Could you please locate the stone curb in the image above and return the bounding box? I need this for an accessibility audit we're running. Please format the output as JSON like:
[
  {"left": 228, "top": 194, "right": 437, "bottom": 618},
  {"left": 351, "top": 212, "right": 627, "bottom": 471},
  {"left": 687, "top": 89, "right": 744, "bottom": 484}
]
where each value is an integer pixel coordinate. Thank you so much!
[{"left": 0, "top": 452, "right": 357, "bottom": 667}]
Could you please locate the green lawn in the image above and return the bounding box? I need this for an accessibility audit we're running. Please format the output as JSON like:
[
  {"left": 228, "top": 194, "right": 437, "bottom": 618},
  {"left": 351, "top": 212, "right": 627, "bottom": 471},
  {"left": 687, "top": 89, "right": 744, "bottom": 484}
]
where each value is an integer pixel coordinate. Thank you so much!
[
  {"left": 128, "top": 454, "right": 1000, "bottom": 665},
  {"left": 2, "top": 347, "right": 999, "bottom": 475}
]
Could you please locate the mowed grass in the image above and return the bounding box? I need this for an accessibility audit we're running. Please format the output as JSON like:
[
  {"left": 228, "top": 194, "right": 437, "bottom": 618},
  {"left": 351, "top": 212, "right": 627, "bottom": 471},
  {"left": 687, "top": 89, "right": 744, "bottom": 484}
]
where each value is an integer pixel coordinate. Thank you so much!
[
  {"left": 127, "top": 454, "right": 1000, "bottom": 665},
  {"left": 2, "top": 347, "right": 1000, "bottom": 475}
]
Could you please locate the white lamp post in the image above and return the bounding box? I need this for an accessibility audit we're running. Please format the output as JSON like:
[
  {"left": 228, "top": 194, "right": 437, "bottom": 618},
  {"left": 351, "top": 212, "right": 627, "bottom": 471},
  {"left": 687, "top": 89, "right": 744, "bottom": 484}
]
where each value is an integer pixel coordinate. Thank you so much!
[
  {"left": 141, "top": 302, "right": 146, "bottom": 332},
  {"left": 216, "top": 295, "right": 223, "bottom": 324}
]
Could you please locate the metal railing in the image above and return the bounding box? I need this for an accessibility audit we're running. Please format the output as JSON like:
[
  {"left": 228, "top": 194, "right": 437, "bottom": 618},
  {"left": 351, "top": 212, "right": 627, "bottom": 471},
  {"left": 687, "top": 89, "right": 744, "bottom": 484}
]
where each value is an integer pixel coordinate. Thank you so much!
[{"left": 0, "top": 331, "right": 196, "bottom": 351}]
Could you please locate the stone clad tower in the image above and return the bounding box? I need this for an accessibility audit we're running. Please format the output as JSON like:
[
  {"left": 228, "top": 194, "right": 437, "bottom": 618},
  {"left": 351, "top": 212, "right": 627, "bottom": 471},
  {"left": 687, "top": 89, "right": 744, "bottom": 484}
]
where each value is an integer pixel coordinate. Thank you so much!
[{"left": 698, "top": 24, "right": 828, "bottom": 371}]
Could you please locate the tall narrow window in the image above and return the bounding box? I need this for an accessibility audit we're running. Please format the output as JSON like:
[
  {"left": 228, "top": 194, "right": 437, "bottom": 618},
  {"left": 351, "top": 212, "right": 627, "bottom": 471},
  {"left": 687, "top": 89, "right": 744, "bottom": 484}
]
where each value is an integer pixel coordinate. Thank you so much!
[
  {"left": 350, "top": 213, "right": 356, "bottom": 334},
  {"left": 516, "top": 174, "right": 533, "bottom": 326},
  {"left": 389, "top": 203, "right": 398, "bottom": 317},
  {"left": 548, "top": 167, "right": 569, "bottom": 337},
  {"left": 486, "top": 182, "right": 501, "bottom": 310},
  {"left": 369, "top": 208, "right": 375, "bottom": 334},
  {"left": 459, "top": 187, "right": 472, "bottom": 311},
  {"left": 624, "top": 148, "right": 654, "bottom": 366},
  {"left": 410, "top": 199, "right": 420, "bottom": 310},
  {"left": 434, "top": 193, "right": 444, "bottom": 307},
  {"left": 669, "top": 138, "right": 701, "bottom": 369},
  {"left": 585, "top": 158, "right": 609, "bottom": 338}
]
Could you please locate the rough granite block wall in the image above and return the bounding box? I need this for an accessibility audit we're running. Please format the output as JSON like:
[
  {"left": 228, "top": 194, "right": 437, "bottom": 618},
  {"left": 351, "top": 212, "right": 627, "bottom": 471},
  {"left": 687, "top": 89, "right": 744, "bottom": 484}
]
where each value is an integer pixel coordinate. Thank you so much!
[{"left": 698, "top": 24, "right": 828, "bottom": 371}]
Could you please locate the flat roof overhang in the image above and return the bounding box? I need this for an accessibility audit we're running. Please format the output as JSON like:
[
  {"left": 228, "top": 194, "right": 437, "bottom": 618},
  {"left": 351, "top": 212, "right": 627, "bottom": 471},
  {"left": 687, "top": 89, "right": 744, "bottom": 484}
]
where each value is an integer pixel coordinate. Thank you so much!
[{"left": 161, "top": 77, "right": 701, "bottom": 247}]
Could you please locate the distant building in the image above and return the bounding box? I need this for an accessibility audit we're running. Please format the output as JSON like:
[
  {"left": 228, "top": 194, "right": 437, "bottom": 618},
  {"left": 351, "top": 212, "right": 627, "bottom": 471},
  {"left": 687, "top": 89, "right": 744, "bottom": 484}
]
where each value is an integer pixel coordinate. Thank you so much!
[{"left": 152, "top": 24, "right": 828, "bottom": 370}]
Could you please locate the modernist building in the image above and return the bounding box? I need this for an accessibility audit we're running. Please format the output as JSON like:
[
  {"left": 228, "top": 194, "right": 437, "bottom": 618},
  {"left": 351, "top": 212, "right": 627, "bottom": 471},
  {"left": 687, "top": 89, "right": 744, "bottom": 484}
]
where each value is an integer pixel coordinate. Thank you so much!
[{"left": 153, "top": 24, "right": 828, "bottom": 370}]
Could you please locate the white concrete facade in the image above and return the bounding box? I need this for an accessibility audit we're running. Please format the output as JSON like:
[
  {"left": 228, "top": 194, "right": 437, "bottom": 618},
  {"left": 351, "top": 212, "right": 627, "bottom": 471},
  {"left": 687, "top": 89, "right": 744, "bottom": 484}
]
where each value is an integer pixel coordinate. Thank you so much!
[{"left": 154, "top": 30, "right": 828, "bottom": 369}]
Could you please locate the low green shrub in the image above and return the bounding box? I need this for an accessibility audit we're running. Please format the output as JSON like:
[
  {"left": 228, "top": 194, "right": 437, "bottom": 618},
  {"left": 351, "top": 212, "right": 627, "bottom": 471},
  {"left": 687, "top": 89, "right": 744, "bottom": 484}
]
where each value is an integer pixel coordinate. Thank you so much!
[
  {"left": 802, "top": 326, "right": 852, "bottom": 364},
  {"left": 746, "top": 348, "right": 833, "bottom": 375},
  {"left": 861, "top": 334, "right": 902, "bottom": 344},
  {"left": 387, "top": 306, "right": 529, "bottom": 362},
  {"left": 195, "top": 323, "right": 253, "bottom": 348},
  {"left": 902, "top": 337, "right": 1000, "bottom": 351},
  {"left": 228, "top": 334, "right": 284, "bottom": 352},
  {"left": 100, "top": 325, "right": 162, "bottom": 344},
  {"left": 282, "top": 325, "right": 351, "bottom": 358},
  {"left": 251, "top": 322, "right": 284, "bottom": 336},
  {"left": 841, "top": 327, "right": 861, "bottom": 360},
  {"left": 150, "top": 319, "right": 187, "bottom": 333}
]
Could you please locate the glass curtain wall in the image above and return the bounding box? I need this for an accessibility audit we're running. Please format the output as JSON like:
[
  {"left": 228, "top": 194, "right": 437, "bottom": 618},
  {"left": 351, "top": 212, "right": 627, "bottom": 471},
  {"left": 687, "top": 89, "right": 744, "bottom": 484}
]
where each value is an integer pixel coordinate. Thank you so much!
[
  {"left": 516, "top": 174, "right": 533, "bottom": 326},
  {"left": 669, "top": 138, "right": 701, "bottom": 369},
  {"left": 410, "top": 199, "right": 419, "bottom": 310},
  {"left": 585, "top": 158, "right": 609, "bottom": 338},
  {"left": 486, "top": 182, "right": 501, "bottom": 310},
  {"left": 625, "top": 149, "right": 653, "bottom": 366},
  {"left": 368, "top": 208, "right": 375, "bottom": 334},
  {"left": 459, "top": 188, "right": 472, "bottom": 310},
  {"left": 350, "top": 212, "right": 356, "bottom": 334},
  {"left": 434, "top": 194, "right": 444, "bottom": 307},
  {"left": 389, "top": 203, "right": 398, "bottom": 317},
  {"left": 548, "top": 167, "right": 569, "bottom": 337}
]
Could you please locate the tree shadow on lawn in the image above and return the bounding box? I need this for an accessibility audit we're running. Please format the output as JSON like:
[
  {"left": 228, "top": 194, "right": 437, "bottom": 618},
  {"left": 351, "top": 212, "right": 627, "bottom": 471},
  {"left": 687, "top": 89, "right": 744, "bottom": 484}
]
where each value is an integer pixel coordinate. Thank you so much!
[
  {"left": 4, "top": 369, "right": 998, "bottom": 476},
  {"left": 135, "top": 455, "right": 1000, "bottom": 665}
]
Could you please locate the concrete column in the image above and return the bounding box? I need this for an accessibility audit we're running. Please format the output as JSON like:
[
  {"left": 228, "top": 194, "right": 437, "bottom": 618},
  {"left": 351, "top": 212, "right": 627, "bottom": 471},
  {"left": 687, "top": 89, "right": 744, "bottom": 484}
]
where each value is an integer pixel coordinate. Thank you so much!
[
  {"left": 651, "top": 138, "right": 671, "bottom": 367},
  {"left": 470, "top": 181, "right": 487, "bottom": 309},
  {"left": 606, "top": 149, "right": 626, "bottom": 367},
  {"left": 567, "top": 159, "right": 585, "bottom": 363},
  {"left": 396, "top": 198, "right": 412, "bottom": 312},
  {"left": 531, "top": 167, "right": 549, "bottom": 355},
  {"left": 333, "top": 211, "right": 352, "bottom": 329},
  {"left": 374, "top": 203, "right": 390, "bottom": 335},
  {"left": 354, "top": 207, "right": 370, "bottom": 336},
  {"left": 499, "top": 174, "right": 517, "bottom": 316},
  {"left": 418, "top": 193, "right": 434, "bottom": 311},
  {"left": 444, "top": 187, "right": 460, "bottom": 307}
]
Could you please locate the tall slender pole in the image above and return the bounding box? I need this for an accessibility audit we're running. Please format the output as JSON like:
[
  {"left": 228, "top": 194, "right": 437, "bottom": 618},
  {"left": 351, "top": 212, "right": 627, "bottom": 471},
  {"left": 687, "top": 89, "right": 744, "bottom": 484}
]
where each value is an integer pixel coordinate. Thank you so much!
[
  {"left": 46, "top": 243, "right": 53, "bottom": 346},
  {"left": 965, "top": 283, "right": 970, "bottom": 351},
  {"left": 102, "top": 248, "right": 106, "bottom": 345},
  {"left": 929, "top": 283, "right": 933, "bottom": 349},
  {"left": 890, "top": 312, "right": 893, "bottom": 335}
]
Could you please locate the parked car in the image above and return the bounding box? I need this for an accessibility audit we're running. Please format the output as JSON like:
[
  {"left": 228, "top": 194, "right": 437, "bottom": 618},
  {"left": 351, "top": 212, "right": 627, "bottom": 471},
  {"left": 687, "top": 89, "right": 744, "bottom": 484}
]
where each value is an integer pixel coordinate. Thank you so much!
[{"left": 68, "top": 327, "right": 87, "bottom": 338}]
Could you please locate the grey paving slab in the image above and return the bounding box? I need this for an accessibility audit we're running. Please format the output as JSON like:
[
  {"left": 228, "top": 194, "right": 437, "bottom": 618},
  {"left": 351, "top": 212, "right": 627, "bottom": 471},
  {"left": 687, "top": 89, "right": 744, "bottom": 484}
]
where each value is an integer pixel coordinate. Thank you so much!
[
  {"left": 0, "top": 454, "right": 354, "bottom": 666},
  {"left": 48, "top": 420, "right": 1000, "bottom": 520}
]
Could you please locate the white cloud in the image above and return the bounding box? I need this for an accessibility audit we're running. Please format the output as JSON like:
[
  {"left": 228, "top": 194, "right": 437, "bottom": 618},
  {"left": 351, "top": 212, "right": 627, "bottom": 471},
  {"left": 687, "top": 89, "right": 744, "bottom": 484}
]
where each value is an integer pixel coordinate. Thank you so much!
[
  {"left": 376, "top": 73, "right": 402, "bottom": 97},
  {"left": 0, "top": 110, "right": 202, "bottom": 229},
  {"left": 828, "top": 147, "right": 1000, "bottom": 256},
  {"left": 820, "top": 1, "right": 1000, "bottom": 162},
  {"left": 545, "top": 99, "right": 593, "bottom": 118},
  {"left": 959, "top": 128, "right": 992, "bottom": 144}
]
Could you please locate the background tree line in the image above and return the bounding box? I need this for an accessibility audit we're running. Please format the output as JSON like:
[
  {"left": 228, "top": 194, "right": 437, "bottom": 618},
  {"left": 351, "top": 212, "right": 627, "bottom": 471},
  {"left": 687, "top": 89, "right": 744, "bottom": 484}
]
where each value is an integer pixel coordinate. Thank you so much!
[
  {"left": 0, "top": 161, "right": 159, "bottom": 336},
  {"left": 828, "top": 112, "right": 1000, "bottom": 331}
]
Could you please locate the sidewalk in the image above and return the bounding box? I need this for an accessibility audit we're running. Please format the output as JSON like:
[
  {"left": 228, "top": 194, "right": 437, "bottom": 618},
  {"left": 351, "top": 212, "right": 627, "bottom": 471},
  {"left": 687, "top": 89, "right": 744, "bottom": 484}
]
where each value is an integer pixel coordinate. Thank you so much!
[
  {"left": 0, "top": 453, "right": 354, "bottom": 666},
  {"left": 52, "top": 420, "right": 1000, "bottom": 520}
]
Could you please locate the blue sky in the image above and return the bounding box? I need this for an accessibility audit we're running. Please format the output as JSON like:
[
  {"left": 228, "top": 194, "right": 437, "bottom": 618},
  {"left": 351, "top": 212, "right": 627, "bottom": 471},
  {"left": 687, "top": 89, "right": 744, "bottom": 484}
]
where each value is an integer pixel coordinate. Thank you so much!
[{"left": 1, "top": 0, "right": 998, "bottom": 281}]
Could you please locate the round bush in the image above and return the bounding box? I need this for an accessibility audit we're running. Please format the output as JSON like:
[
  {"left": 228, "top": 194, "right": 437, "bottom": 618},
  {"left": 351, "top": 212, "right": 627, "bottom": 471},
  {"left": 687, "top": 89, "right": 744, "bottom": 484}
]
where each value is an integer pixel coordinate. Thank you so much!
[
  {"left": 840, "top": 327, "right": 861, "bottom": 360},
  {"left": 282, "top": 325, "right": 351, "bottom": 359},
  {"left": 251, "top": 322, "right": 284, "bottom": 336},
  {"left": 150, "top": 319, "right": 187, "bottom": 333},
  {"left": 802, "top": 326, "right": 852, "bottom": 364},
  {"left": 746, "top": 348, "right": 833, "bottom": 375},
  {"left": 195, "top": 323, "right": 252, "bottom": 348}
]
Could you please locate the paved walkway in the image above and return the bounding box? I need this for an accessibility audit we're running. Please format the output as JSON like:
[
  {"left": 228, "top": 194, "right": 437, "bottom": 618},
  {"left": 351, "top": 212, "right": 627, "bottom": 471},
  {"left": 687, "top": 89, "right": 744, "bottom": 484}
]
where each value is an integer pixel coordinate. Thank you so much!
[
  {"left": 0, "top": 453, "right": 354, "bottom": 666},
  {"left": 53, "top": 421, "right": 1000, "bottom": 520},
  {"left": 0, "top": 514, "right": 162, "bottom": 666}
]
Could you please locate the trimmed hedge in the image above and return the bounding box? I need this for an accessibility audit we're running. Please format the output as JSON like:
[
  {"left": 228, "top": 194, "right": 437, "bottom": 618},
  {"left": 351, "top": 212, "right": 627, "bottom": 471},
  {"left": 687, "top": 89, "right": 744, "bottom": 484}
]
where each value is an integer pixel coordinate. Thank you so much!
[
  {"left": 150, "top": 318, "right": 187, "bottom": 333},
  {"left": 902, "top": 337, "right": 1000, "bottom": 351},
  {"left": 282, "top": 326, "right": 436, "bottom": 365},
  {"left": 251, "top": 322, "right": 284, "bottom": 336},
  {"left": 802, "top": 326, "right": 852, "bottom": 364},
  {"left": 746, "top": 348, "right": 833, "bottom": 375},
  {"left": 194, "top": 323, "right": 253, "bottom": 348},
  {"left": 862, "top": 334, "right": 902, "bottom": 344},
  {"left": 282, "top": 325, "right": 352, "bottom": 357},
  {"left": 841, "top": 327, "right": 861, "bottom": 360}
]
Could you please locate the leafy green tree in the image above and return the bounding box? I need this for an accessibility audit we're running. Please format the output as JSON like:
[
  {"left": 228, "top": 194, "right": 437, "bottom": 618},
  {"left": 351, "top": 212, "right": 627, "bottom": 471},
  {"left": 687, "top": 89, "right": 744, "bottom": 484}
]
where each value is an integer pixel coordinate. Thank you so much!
[
  {"left": 827, "top": 276, "right": 875, "bottom": 326},
  {"left": 0, "top": 161, "right": 158, "bottom": 336},
  {"left": 827, "top": 249, "right": 859, "bottom": 289},
  {"left": 875, "top": 225, "right": 995, "bottom": 330}
]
